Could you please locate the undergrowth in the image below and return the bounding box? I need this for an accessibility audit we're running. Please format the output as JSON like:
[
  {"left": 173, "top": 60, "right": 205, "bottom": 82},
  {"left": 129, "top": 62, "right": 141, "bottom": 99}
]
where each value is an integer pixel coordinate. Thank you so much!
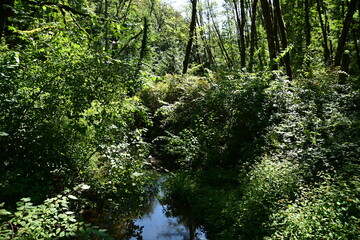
[{"left": 142, "top": 71, "right": 360, "bottom": 239}]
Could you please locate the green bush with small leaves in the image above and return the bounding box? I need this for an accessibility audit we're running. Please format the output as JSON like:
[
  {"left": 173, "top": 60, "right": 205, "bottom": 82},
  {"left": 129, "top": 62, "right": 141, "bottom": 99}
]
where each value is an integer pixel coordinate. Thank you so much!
[
  {"left": 266, "top": 169, "right": 360, "bottom": 240},
  {"left": 151, "top": 71, "right": 360, "bottom": 239},
  {"left": 0, "top": 184, "right": 113, "bottom": 240}
]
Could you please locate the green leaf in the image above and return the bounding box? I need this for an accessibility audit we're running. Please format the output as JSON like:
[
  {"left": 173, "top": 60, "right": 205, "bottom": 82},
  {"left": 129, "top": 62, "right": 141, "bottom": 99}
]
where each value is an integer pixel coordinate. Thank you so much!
[
  {"left": 68, "top": 195, "right": 78, "bottom": 200},
  {"left": 19, "top": 221, "right": 27, "bottom": 226},
  {"left": 80, "top": 184, "right": 90, "bottom": 190},
  {"left": 0, "top": 132, "right": 9, "bottom": 137},
  {"left": 0, "top": 209, "right": 12, "bottom": 215},
  {"left": 21, "top": 197, "right": 31, "bottom": 202},
  {"left": 132, "top": 172, "right": 143, "bottom": 177},
  {"left": 58, "top": 213, "right": 67, "bottom": 219}
]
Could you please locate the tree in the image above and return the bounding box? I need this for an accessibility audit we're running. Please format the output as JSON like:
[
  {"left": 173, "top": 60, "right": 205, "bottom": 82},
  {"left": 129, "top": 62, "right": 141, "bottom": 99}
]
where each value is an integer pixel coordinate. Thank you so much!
[
  {"left": 249, "top": 0, "right": 259, "bottom": 71},
  {"left": 260, "top": 0, "right": 277, "bottom": 70},
  {"left": 316, "top": 0, "right": 331, "bottom": 65},
  {"left": 304, "top": 0, "right": 311, "bottom": 70},
  {"left": 334, "top": 0, "right": 358, "bottom": 66},
  {"left": 208, "top": 0, "right": 233, "bottom": 68},
  {"left": 233, "top": 0, "right": 246, "bottom": 68},
  {"left": 197, "top": 9, "right": 216, "bottom": 68},
  {"left": 273, "top": 0, "right": 292, "bottom": 79},
  {"left": 183, "top": 0, "right": 198, "bottom": 74},
  {"left": 0, "top": 0, "right": 15, "bottom": 42}
]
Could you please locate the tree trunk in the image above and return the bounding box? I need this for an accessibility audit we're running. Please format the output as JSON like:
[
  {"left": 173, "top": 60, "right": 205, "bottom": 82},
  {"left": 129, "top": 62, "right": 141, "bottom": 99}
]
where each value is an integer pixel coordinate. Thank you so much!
[
  {"left": 273, "top": 9, "right": 281, "bottom": 56},
  {"left": 233, "top": 0, "right": 243, "bottom": 65},
  {"left": 0, "top": 0, "right": 15, "bottom": 42},
  {"left": 304, "top": 0, "right": 311, "bottom": 69},
  {"left": 324, "top": 5, "right": 333, "bottom": 62},
  {"left": 249, "top": 0, "right": 258, "bottom": 71},
  {"left": 197, "top": 15, "right": 216, "bottom": 67},
  {"left": 304, "top": 0, "right": 311, "bottom": 47},
  {"left": 209, "top": 3, "right": 233, "bottom": 68},
  {"left": 316, "top": 0, "right": 331, "bottom": 65},
  {"left": 260, "top": 0, "right": 277, "bottom": 70},
  {"left": 183, "top": 0, "right": 198, "bottom": 74},
  {"left": 194, "top": 27, "right": 205, "bottom": 73},
  {"left": 104, "top": 0, "right": 109, "bottom": 51},
  {"left": 240, "top": 0, "right": 246, "bottom": 67},
  {"left": 233, "top": 0, "right": 246, "bottom": 68},
  {"left": 136, "top": 17, "right": 149, "bottom": 75},
  {"left": 273, "top": 0, "right": 292, "bottom": 79},
  {"left": 334, "top": 0, "right": 357, "bottom": 66}
]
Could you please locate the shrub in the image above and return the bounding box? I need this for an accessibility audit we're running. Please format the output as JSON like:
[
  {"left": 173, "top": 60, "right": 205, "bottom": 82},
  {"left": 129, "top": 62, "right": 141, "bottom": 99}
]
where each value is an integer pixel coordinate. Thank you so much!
[
  {"left": 0, "top": 184, "right": 112, "bottom": 240},
  {"left": 219, "top": 157, "right": 301, "bottom": 239},
  {"left": 156, "top": 72, "right": 360, "bottom": 239},
  {"left": 266, "top": 168, "right": 360, "bottom": 240}
]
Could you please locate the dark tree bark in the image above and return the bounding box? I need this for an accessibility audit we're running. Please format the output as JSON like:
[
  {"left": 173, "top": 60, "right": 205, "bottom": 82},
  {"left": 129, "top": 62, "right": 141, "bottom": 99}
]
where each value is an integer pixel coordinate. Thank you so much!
[
  {"left": 260, "top": 0, "right": 277, "bottom": 70},
  {"left": 304, "top": 0, "right": 311, "bottom": 69},
  {"left": 273, "top": 8, "right": 281, "bottom": 56},
  {"left": 304, "top": 0, "right": 311, "bottom": 47},
  {"left": 316, "top": 0, "right": 331, "bottom": 65},
  {"left": 105, "top": 0, "right": 109, "bottom": 51},
  {"left": 183, "top": 0, "right": 198, "bottom": 74},
  {"left": 233, "top": 0, "right": 246, "bottom": 67},
  {"left": 118, "top": 29, "right": 144, "bottom": 54},
  {"left": 0, "top": 0, "right": 15, "bottom": 42},
  {"left": 139, "top": 17, "right": 149, "bottom": 62},
  {"left": 273, "top": 0, "right": 292, "bottom": 79},
  {"left": 249, "top": 0, "right": 258, "bottom": 71},
  {"left": 234, "top": 1, "right": 242, "bottom": 64},
  {"left": 136, "top": 17, "right": 149, "bottom": 75},
  {"left": 240, "top": 0, "right": 246, "bottom": 67},
  {"left": 334, "top": 0, "right": 357, "bottom": 66},
  {"left": 324, "top": 4, "right": 334, "bottom": 60},
  {"left": 194, "top": 27, "right": 205, "bottom": 73}
]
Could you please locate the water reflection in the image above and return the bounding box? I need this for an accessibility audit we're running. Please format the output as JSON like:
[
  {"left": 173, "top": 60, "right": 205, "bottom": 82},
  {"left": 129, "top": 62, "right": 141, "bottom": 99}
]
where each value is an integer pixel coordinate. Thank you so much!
[{"left": 130, "top": 185, "right": 207, "bottom": 240}]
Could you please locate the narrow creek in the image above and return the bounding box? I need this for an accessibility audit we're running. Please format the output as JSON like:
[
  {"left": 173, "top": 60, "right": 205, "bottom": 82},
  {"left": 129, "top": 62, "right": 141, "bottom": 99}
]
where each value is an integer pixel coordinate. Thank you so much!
[
  {"left": 129, "top": 177, "right": 207, "bottom": 240},
  {"left": 83, "top": 174, "right": 207, "bottom": 239}
]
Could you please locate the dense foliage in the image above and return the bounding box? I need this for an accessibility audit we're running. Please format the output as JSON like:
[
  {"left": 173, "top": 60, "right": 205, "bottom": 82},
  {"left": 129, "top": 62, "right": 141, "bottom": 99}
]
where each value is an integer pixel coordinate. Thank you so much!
[
  {"left": 0, "top": 0, "right": 359, "bottom": 239},
  {"left": 153, "top": 72, "right": 360, "bottom": 239}
]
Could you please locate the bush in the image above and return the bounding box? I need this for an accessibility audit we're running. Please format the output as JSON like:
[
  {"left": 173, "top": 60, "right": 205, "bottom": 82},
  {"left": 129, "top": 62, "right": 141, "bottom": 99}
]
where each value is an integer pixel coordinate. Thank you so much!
[
  {"left": 220, "top": 157, "right": 301, "bottom": 239},
  {"left": 155, "top": 72, "right": 360, "bottom": 239},
  {"left": 267, "top": 168, "right": 360, "bottom": 240},
  {"left": 0, "top": 30, "right": 149, "bottom": 205},
  {"left": 148, "top": 72, "right": 275, "bottom": 169},
  {"left": 0, "top": 184, "right": 113, "bottom": 240}
]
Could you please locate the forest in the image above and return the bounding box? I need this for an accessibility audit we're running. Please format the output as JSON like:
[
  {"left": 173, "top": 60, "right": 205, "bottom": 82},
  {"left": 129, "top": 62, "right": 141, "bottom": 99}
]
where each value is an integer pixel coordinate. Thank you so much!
[{"left": 0, "top": 0, "right": 359, "bottom": 239}]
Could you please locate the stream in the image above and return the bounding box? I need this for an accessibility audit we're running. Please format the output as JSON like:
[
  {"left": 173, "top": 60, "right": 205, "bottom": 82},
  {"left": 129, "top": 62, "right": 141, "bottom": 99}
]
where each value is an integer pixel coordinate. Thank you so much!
[
  {"left": 129, "top": 178, "right": 207, "bottom": 240},
  {"left": 83, "top": 175, "right": 207, "bottom": 240}
]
